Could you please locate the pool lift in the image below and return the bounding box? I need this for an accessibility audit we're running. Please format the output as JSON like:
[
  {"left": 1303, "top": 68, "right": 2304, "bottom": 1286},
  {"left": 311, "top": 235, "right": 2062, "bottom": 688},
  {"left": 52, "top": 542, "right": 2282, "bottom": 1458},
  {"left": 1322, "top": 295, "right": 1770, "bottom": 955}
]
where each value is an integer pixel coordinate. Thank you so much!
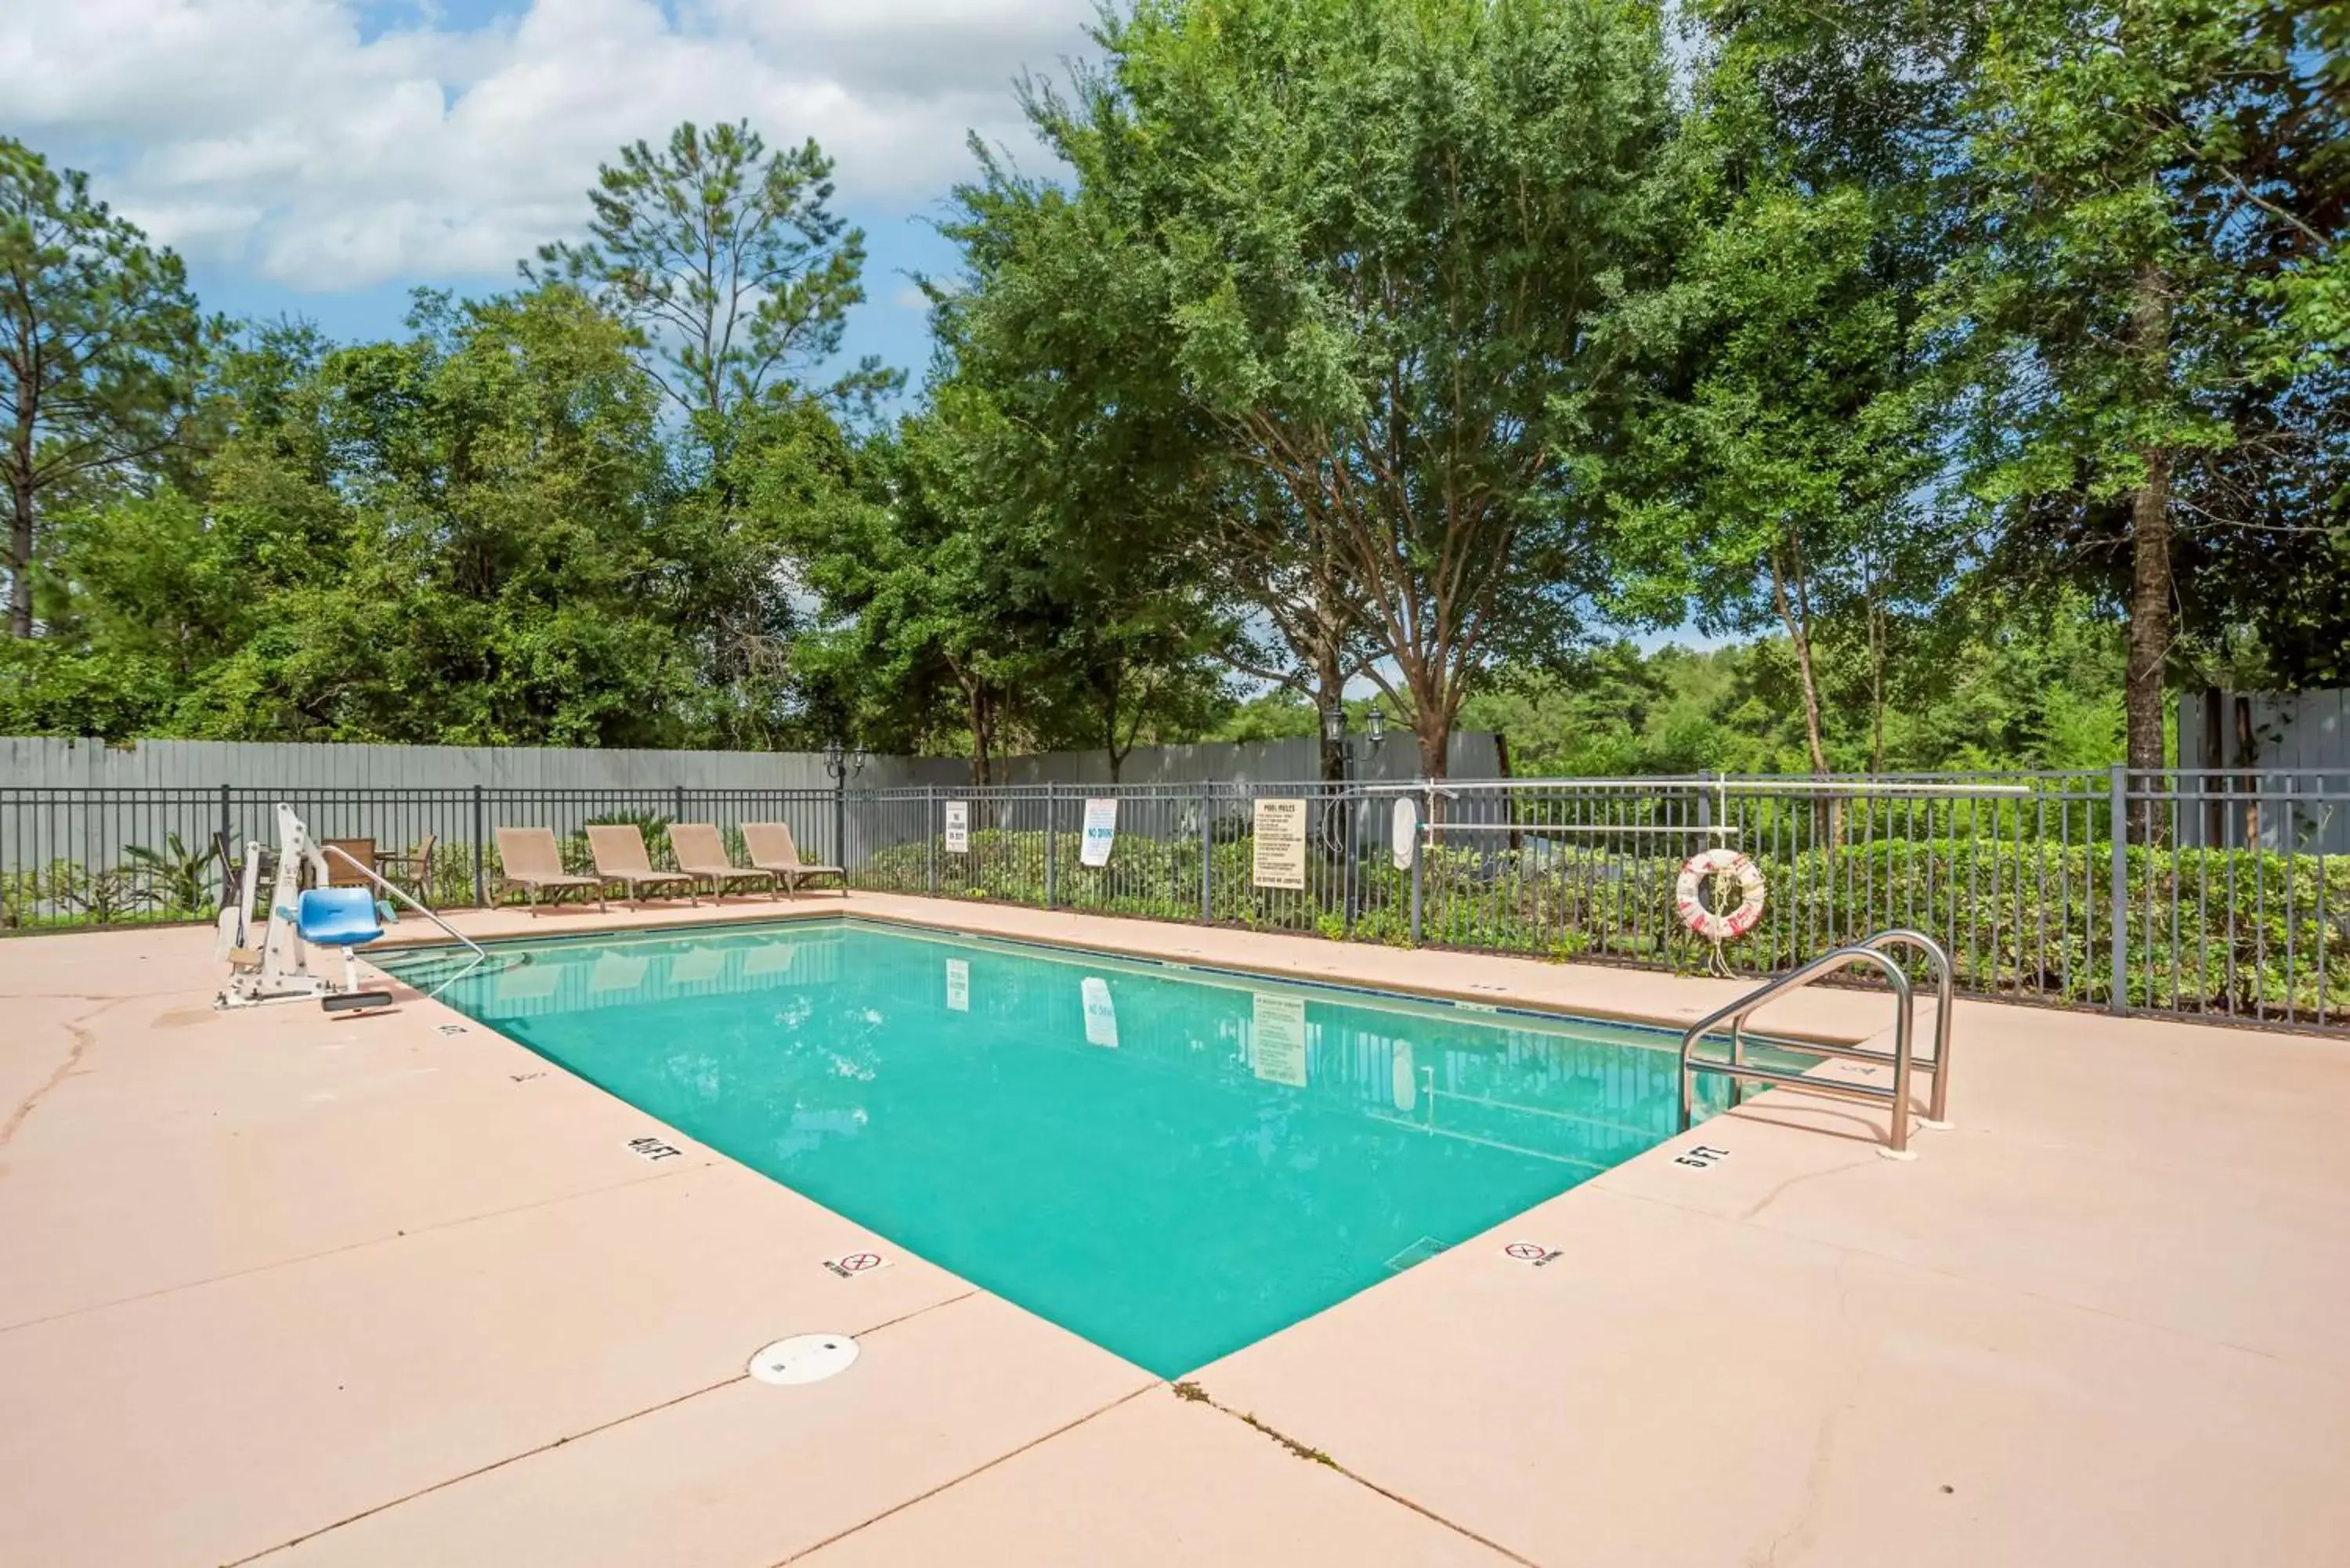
[{"left": 215, "top": 803, "right": 495, "bottom": 1013}]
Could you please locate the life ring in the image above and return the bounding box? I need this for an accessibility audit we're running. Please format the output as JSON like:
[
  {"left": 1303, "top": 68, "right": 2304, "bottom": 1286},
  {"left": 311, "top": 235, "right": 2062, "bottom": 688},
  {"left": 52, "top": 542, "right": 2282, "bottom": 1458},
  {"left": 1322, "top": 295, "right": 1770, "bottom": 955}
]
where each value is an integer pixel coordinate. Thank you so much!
[{"left": 1676, "top": 848, "right": 1765, "bottom": 941}]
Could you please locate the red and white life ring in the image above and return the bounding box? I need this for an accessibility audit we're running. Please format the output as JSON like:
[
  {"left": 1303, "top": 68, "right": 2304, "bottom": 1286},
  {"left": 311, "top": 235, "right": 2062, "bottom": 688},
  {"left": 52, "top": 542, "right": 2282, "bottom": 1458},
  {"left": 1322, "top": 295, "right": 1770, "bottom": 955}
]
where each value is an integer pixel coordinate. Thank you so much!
[{"left": 1676, "top": 848, "right": 1766, "bottom": 941}]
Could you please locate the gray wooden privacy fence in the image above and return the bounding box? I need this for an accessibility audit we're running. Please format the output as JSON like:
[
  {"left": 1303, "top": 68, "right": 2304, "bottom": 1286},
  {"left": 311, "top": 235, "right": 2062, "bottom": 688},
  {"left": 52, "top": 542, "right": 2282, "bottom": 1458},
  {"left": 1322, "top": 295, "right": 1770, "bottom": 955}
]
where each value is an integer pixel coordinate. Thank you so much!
[{"left": 5, "top": 761, "right": 2345, "bottom": 1037}]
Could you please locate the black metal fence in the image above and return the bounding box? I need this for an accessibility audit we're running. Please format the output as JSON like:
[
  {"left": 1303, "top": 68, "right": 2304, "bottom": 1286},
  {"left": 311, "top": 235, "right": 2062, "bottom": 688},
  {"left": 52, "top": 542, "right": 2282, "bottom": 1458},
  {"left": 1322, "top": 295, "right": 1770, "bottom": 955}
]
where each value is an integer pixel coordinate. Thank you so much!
[{"left": 6, "top": 768, "right": 2345, "bottom": 1034}]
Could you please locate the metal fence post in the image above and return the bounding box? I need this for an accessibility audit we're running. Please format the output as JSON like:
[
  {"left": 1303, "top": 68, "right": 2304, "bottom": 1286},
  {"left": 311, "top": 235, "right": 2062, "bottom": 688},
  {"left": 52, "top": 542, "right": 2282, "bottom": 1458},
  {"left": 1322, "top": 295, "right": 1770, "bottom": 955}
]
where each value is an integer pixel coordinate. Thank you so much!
[
  {"left": 926, "top": 786, "right": 938, "bottom": 897},
  {"left": 471, "top": 784, "right": 487, "bottom": 908},
  {"left": 2108, "top": 763, "right": 2128, "bottom": 1013},
  {"left": 1044, "top": 783, "right": 1058, "bottom": 910},
  {"left": 1200, "top": 784, "right": 1213, "bottom": 923},
  {"left": 218, "top": 784, "right": 234, "bottom": 906},
  {"left": 672, "top": 784, "right": 685, "bottom": 826},
  {"left": 833, "top": 782, "right": 848, "bottom": 879},
  {"left": 1409, "top": 786, "right": 1425, "bottom": 947}
]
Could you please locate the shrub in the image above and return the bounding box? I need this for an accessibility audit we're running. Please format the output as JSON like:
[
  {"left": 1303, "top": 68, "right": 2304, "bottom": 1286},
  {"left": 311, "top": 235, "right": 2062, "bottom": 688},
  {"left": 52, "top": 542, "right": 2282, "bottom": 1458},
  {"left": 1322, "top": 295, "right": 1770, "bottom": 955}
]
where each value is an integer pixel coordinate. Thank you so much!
[{"left": 856, "top": 826, "right": 2350, "bottom": 1019}]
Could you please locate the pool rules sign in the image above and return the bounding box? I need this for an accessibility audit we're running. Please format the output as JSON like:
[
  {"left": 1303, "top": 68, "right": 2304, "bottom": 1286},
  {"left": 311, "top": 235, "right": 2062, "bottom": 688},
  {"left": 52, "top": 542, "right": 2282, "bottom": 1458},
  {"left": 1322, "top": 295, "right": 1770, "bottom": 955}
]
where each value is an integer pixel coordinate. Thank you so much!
[
  {"left": 1253, "top": 798, "right": 1307, "bottom": 889},
  {"left": 943, "top": 800, "right": 970, "bottom": 854}
]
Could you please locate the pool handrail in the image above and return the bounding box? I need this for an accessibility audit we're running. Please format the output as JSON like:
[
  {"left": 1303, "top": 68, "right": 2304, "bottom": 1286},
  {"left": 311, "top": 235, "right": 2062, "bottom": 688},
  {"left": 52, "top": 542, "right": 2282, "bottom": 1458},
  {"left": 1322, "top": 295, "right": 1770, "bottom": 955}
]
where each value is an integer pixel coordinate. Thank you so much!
[
  {"left": 1678, "top": 942, "right": 1920, "bottom": 1158},
  {"left": 319, "top": 843, "right": 487, "bottom": 960}
]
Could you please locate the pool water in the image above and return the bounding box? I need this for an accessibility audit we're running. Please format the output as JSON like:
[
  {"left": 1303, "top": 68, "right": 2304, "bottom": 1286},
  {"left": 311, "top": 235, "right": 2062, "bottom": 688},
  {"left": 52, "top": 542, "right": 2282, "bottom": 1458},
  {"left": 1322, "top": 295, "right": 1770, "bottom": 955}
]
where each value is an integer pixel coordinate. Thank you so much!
[{"left": 385, "top": 919, "right": 1733, "bottom": 1377}]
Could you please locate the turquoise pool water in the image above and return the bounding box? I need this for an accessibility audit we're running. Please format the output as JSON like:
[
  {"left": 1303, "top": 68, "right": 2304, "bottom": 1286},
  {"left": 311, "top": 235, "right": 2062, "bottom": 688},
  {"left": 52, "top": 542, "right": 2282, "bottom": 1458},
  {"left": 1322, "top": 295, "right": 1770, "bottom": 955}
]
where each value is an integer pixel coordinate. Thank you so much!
[{"left": 384, "top": 919, "right": 1728, "bottom": 1377}]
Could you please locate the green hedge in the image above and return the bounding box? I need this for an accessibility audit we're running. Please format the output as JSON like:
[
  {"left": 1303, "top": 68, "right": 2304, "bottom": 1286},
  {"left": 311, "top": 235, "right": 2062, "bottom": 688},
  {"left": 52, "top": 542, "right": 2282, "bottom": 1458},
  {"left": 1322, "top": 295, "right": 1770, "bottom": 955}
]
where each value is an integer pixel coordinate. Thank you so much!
[{"left": 860, "top": 829, "right": 2350, "bottom": 1020}]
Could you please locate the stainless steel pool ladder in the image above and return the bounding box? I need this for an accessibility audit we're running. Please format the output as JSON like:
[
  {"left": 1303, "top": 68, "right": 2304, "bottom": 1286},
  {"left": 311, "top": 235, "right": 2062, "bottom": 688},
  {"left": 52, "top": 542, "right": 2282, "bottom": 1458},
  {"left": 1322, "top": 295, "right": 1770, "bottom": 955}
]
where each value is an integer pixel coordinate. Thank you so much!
[{"left": 1676, "top": 929, "right": 1954, "bottom": 1160}]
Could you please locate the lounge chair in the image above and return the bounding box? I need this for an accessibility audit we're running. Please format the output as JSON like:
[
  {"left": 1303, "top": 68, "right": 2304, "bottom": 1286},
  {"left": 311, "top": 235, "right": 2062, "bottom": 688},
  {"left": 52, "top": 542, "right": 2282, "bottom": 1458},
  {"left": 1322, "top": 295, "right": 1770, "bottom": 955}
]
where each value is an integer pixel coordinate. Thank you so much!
[
  {"left": 495, "top": 826, "right": 606, "bottom": 914},
  {"left": 741, "top": 822, "right": 846, "bottom": 898},
  {"left": 670, "top": 823, "right": 776, "bottom": 900},
  {"left": 585, "top": 824, "right": 696, "bottom": 907}
]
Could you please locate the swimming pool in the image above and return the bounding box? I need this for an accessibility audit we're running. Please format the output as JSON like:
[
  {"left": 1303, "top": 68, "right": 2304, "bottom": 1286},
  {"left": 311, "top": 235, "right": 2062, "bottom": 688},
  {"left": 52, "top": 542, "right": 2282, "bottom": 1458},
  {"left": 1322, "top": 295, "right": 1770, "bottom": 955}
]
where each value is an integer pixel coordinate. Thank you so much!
[{"left": 383, "top": 919, "right": 1740, "bottom": 1377}]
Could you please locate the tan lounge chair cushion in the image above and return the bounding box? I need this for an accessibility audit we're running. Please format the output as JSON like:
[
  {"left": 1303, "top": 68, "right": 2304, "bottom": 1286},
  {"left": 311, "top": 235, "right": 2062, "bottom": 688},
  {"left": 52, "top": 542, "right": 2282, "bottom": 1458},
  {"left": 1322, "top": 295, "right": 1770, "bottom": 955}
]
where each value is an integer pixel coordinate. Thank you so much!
[
  {"left": 741, "top": 822, "right": 843, "bottom": 876},
  {"left": 495, "top": 827, "right": 602, "bottom": 888},
  {"left": 670, "top": 824, "right": 776, "bottom": 887},
  {"left": 586, "top": 825, "right": 692, "bottom": 888}
]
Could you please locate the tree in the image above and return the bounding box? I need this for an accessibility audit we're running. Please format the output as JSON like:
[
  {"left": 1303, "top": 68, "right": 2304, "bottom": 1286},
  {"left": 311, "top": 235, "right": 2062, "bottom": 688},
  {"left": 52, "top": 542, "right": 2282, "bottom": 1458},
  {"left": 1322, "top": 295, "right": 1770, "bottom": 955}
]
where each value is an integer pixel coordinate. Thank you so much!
[
  {"left": 95, "top": 286, "right": 700, "bottom": 745},
  {"left": 1933, "top": 0, "right": 2345, "bottom": 807},
  {"left": 956, "top": 0, "right": 1678, "bottom": 779},
  {"left": 784, "top": 392, "right": 1039, "bottom": 779},
  {"left": 1615, "top": 186, "right": 1948, "bottom": 786},
  {"left": 1628, "top": 0, "right": 1981, "bottom": 780},
  {"left": 0, "top": 138, "right": 210, "bottom": 638},
  {"left": 528, "top": 120, "right": 895, "bottom": 446}
]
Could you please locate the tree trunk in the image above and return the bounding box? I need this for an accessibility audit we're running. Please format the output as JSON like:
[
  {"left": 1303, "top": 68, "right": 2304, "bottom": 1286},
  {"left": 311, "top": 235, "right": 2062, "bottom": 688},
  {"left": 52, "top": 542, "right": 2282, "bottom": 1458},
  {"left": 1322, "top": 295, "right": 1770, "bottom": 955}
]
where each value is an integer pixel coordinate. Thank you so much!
[
  {"left": 963, "top": 677, "right": 994, "bottom": 789},
  {"left": 1770, "top": 544, "right": 1837, "bottom": 843},
  {"left": 1412, "top": 668, "right": 1449, "bottom": 782},
  {"left": 5, "top": 485, "right": 30, "bottom": 639},
  {"left": 1867, "top": 586, "right": 1887, "bottom": 776},
  {"left": 1100, "top": 682, "right": 1125, "bottom": 785},
  {"left": 2125, "top": 448, "right": 2173, "bottom": 795},
  {"left": 1314, "top": 642, "right": 1345, "bottom": 784},
  {"left": 2123, "top": 262, "right": 2175, "bottom": 845},
  {"left": 7, "top": 433, "right": 33, "bottom": 638}
]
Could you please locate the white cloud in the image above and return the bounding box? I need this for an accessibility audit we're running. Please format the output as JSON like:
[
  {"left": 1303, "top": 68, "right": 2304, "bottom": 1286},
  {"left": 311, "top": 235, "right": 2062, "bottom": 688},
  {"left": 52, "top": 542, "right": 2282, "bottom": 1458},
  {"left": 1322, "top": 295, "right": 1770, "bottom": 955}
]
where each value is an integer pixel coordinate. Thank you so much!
[{"left": 0, "top": 0, "right": 1090, "bottom": 291}]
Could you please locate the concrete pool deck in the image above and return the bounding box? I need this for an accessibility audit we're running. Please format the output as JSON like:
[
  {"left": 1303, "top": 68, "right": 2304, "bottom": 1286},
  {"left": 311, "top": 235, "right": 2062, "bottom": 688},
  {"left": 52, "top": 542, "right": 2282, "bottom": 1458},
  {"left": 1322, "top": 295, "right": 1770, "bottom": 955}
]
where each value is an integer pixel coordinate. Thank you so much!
[{"left": 2, "top": 895, "right": 2345, "bottom": 1566}]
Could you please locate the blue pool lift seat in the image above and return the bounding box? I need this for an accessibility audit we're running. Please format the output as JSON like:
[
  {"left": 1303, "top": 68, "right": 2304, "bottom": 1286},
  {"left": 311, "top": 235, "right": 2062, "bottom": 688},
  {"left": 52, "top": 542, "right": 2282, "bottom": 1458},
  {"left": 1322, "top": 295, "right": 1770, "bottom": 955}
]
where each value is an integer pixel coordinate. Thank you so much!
[{"left": 296, "top": 886, "right": 385, "bottom": 948}]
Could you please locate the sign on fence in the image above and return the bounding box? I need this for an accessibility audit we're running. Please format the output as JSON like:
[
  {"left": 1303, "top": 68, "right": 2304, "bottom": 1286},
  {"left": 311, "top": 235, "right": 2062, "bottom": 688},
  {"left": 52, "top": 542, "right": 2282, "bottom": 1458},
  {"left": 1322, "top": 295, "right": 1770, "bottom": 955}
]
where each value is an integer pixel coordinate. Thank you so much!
[
  {"left": 1252, "top": 992, "right": 1308, "bottom": 1086},
  {"left": 1391, "top": 797, "right": 1417, "bottom": 870},
  {"left": 1080, "top": 797, "right": 1118, "bottom": 866},
  {"left": 1252, "top": 797, "right": 1307, "bottom": 889},
  {"left": 943, "top": 800, "right": 969, "bottom": 854}
]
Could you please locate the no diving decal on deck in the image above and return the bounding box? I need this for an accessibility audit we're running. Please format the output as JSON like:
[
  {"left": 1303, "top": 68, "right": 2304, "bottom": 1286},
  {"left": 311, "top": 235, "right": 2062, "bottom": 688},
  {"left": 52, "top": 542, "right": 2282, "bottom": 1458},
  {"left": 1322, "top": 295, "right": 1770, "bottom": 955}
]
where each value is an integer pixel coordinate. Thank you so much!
[
  {"left": 821, "top": 1250, "right": 893, "bottom": 1279},
  {"left": 1501, "top": 1241, "right": 1562, "bottom": 1266}
]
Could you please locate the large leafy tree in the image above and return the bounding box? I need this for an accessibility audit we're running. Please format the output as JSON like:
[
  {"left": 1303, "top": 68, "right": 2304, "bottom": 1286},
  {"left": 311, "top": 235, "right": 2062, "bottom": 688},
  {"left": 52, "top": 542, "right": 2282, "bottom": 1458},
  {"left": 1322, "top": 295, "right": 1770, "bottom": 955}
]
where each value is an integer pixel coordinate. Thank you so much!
[
  {"left": 1933, "top": 0, "right": 2346, "bottom": 800},
  {"left": 784, "top": 390, "right": 1047, "bottom": 779},
  {"left": 188, "top": 286, "right": 696, "bottom": 743},
  {"left": 954, "top": 0, "right": 1678, "bottom": 779},
  {"left": 1616, "top": 0, "right": 1979, "bottom": 779},
  {"left": 1616, "top": 187, "right": 1949, "bottom": 782},
  {"left": 0, "top": 138, "right": 211, "bottom": 638},
  {"left": 944, "top": 155, "right": 1372, "bottom": 779}
]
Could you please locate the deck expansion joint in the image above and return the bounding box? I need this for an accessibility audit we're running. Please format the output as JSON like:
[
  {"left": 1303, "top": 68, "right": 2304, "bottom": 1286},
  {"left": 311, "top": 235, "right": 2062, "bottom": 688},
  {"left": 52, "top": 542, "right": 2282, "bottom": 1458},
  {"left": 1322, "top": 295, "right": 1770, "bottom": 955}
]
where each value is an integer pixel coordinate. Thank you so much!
[{"left": 1177, "top": 1383, "right": 1546, "bottom": 1568}]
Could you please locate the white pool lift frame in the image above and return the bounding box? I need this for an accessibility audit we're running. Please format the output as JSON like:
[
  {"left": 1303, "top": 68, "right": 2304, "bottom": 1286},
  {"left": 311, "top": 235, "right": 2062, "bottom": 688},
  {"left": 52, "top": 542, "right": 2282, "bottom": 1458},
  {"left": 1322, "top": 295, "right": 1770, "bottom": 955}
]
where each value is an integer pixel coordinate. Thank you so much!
[{"left": 215, "top": 803, "right": 490, "bottom": 1012}]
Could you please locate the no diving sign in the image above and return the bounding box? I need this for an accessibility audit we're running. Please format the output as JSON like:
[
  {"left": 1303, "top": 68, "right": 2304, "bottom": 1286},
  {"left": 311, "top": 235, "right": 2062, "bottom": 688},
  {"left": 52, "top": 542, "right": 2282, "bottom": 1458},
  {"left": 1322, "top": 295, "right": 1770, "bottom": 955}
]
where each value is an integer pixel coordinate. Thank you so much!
[
  {"left": 1501, "top": 1240, "right": 1562, "bottom": 1267},
  {"left": 821, "top": 1249, "right": 893, "bottom": 1280}
]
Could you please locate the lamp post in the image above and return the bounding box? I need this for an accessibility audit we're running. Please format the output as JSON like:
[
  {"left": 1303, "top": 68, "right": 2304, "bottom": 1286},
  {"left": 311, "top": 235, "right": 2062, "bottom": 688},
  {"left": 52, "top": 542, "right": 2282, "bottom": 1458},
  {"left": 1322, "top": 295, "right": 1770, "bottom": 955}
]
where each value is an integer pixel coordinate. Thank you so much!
[
  {"left": 1321, "top": 703, "right": 1358, "bottom": 927},
  {"left": 823, "top": 737, "right": 862, "bottom": 873}
]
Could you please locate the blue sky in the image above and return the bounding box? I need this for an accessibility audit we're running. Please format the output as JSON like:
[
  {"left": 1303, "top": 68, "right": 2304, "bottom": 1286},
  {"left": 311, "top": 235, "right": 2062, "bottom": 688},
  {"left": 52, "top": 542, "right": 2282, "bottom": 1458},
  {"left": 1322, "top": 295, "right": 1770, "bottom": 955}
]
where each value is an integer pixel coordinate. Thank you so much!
[{"left": 0, "top": 0, "right": 1099, "bottom": 395}]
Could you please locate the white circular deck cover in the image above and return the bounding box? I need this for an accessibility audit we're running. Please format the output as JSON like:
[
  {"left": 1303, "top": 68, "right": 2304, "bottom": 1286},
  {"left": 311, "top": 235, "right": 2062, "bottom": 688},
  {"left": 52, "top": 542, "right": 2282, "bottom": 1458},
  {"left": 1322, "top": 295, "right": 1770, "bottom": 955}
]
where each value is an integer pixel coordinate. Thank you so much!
[{"left": 749, "top": 1334, "right": 859, "bottom": 1386}]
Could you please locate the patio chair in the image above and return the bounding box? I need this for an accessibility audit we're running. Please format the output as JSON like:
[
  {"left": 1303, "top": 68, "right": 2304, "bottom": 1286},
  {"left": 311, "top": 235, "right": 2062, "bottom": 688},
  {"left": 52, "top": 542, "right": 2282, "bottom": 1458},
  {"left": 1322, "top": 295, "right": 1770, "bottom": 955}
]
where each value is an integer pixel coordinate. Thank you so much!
[
  {"left": 741, "top": 822, "right": 846, "bottom": 898},
  {"left": 670, "top": 823, "right": 776, "bottom": 900},
  {"left": 375, "top": 832, "right": 438, "bottom": 909},
  {"left": 585, "top": 824, "right": 697, "bottom": 908},
  {"left": 494, "top": 826, "right": 606, "bottom": 914}
]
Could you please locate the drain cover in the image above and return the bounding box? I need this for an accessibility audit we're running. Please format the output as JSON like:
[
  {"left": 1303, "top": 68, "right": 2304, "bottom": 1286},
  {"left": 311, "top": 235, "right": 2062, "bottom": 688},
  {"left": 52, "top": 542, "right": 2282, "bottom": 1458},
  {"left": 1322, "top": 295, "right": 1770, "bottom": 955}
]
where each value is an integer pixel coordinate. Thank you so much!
[{"left": 748, "top": 1334, "right": 859, "bottom": 1386}]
